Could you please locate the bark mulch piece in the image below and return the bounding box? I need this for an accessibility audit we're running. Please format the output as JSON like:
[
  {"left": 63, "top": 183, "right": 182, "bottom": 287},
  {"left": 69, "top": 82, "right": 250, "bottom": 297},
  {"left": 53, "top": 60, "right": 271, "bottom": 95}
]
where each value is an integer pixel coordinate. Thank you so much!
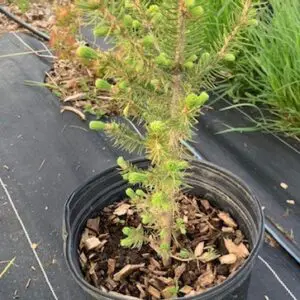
[{"left": 79, "top": 194, "right": 250, "bottom": 299}]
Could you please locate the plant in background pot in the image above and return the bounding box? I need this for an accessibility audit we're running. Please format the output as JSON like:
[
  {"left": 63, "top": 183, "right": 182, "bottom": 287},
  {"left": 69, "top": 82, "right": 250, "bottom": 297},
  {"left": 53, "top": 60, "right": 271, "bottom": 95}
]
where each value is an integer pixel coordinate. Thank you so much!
[{"left": 63, "top": 0, "right": 264, "bottom": 299}]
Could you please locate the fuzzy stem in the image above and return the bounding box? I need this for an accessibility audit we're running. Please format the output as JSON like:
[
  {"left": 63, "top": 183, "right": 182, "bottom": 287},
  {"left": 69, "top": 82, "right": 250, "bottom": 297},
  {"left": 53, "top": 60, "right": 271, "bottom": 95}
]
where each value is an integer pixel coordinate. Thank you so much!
[{"left": 160, "top": 0, "right": 187, "bottom": 267}]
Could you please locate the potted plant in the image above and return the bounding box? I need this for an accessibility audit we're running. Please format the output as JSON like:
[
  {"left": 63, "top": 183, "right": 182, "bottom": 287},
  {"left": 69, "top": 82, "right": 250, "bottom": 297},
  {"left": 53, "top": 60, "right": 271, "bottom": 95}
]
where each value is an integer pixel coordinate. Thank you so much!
[{"left": 63, "top": 0, "right": 264, "bottom": 299}]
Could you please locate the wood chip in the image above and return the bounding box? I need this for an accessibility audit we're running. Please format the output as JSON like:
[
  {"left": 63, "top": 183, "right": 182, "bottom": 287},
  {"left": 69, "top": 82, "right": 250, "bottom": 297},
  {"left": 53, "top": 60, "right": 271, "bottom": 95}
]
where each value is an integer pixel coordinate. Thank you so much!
[
  {"left": 107, "top": 259, "right": 116, "bottom": 275},
  {"left": 156, "top": 276, "right": 174, "bottom": 285},
  {"left": 136, "top": 283, "right": 146, "bottom": 298},
  {"left": 86, "top": 217, "right": 100, "bottom": 233},
  {"left": 194, "top": 241, "right": 204, "bottom": 257},
  {"left": 149, "top": 257, "right": 161, "bottom": 269},
  {"left": 219, "top": 254, "right": 237, "bottom": 264},
  {"left": 113, "top": 264, "right": 145, "bottom": 281},
  {"left": 280, "top": 182, "right": 288, "bottom": 189},
  {"left": 148, "top": 285, "right": 161, "bottom": 299},
  {"left": 218, "top": 212, "right": 237, "bottom": 228},
  {"left": 25, "top": 278, "right": 31, "bottom": 289},
  {"left": 79, "top": 252, "right": 87, "bottom": 266},
  {"left": 84, "top": 237, "right": 101, "bottom": 251},
  {"left": 196, "top": 267, "right": 215, "bottom": 288},
  {"left": 113, "top": 203, "right": 131, "bottom": 216},
  {"left": 286, "top": 200, "right": 295, "bottom": 205},
  {"left": 180, "top": 285, "right": 194, "bottom": 294},
  {"left": 174, "top": 263, "right": 186, "bottom": 280},
  {"left": 201, "top": 199, "right": 211, "bottom": 210},
  {"left": 162, "top": 286, "right": 177, "bottom": 299},
  {"left": 64, "top": 93, "right": 86, "bottom": 102},
  {"left": 222, "top": 227, "right": 234, "bottom": 233},
  {"left": 31, "top": 243, "right": 38, "bottom": 250},
  {"left": 60, "top": 106, "right": 86, "bottom": 120},
  {"left": 224, "top": 238, "right": 249, "bottom": 259}
]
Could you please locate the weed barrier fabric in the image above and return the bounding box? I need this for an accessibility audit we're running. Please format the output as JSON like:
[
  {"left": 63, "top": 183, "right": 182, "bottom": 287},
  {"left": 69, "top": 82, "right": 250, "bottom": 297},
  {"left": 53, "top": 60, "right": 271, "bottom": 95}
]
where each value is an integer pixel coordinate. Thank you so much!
[{"left": 0, "top": 33, "right": 299, "bottom": 299}]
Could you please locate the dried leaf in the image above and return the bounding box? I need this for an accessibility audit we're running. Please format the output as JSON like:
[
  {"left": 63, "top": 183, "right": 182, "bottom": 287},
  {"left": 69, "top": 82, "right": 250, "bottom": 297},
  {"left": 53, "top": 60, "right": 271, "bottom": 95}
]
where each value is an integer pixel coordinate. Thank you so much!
[
  {"left": 194, "top": 241, "right": 204, "bottom": 257},
  {"left": 201, "top": 199, "right": 211, "bottom": 210},
  {"left": 113, "top": 263, "right": 145, "bottom": 281},
  {"left": 86, "top": 217, "right": 100, "bottom": 233},
  {"left": 218, "top": 212, "right": 237, "bottom": 228},
  {"left": 113, "top": 204, "right": 131, "bottom": 216},
  {"left": 224, "top": 238, "right": 249, "bottom": 259},
  {"left": 219, "top": 254, "right": 237, "bottom": 264}
]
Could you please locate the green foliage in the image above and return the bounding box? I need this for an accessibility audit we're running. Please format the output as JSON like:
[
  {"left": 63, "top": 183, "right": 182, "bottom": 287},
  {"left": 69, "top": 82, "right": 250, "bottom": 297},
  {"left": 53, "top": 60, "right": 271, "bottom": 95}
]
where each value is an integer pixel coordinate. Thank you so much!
[
  {"left": 230, "top": 0, "right": 300, "bottom": 137},
  {"left": 80, "top": 0, "right": 256, "bottom": 265},
  {"left": 8, "top": 0, "right": 29, "bottom": 12}
]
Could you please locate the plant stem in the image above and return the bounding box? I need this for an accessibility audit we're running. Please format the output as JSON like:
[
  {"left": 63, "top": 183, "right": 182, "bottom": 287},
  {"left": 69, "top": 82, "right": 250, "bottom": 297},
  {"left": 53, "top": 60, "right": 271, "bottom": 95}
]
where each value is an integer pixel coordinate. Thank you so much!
[{"left": 161, "top": 0, "right": 187, "bottom": 267}]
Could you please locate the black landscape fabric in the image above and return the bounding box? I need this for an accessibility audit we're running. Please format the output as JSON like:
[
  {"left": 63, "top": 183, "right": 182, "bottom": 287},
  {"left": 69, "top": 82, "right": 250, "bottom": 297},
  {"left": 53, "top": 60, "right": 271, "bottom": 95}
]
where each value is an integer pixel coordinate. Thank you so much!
[{"left": 0, "top": 33, "right": 299, "bottom": 299}]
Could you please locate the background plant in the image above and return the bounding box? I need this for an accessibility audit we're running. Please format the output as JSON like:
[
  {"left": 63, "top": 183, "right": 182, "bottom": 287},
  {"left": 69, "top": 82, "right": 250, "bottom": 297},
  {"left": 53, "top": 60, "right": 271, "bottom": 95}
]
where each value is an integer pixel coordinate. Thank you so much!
[
  {"left": 75, "top": 0, "right": 257, "bottom": 266},
  {"left": 229, "top": 0, "right": 300, "bottom": 137}
]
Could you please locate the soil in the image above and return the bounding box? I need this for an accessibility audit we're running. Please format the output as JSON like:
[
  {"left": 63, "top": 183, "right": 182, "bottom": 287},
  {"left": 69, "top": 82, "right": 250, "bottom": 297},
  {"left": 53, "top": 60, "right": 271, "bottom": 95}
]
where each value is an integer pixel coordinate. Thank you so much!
[{"left": 79, "top": 195, "right": 250, "bottom": 299}]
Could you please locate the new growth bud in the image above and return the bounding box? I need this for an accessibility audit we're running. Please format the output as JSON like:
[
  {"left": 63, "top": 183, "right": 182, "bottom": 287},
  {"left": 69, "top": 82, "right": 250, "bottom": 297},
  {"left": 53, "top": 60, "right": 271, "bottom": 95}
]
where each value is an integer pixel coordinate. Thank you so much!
[
  {"left": 76, "top": 46, "right": 98, "bottom": 60},
  {"left": 89, "top": 121, "right": 106, "bottom": 131},
  {"left": 224, "top": 53, "right": 236, "bottom": 62},
  {"left": 95, "top": 79, "right": 112, "bottom": 90},
  {"left": 93, "top": 26, "right": 109, "bottom": 37},
  {"left": 117, "top": 156, "right": 128, "bottom": 169},
  {"left": 185, "top": 92, "right": 209, "bottom": 109},
  {"left": 190, "top": 6, "right": 204, "bottom": 17}
]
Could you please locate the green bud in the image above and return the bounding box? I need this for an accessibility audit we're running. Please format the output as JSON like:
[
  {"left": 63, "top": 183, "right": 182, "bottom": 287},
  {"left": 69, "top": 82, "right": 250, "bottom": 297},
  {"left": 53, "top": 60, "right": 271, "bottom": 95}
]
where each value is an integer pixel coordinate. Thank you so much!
[
  {"left": 118, "top": 81, "right": 128, "bottom": 90},
  {"left": 95, "top": 79, "right": 111, "bottom": 90},
  {"left": 200, "top": 52, "right": 210, "bottom": 63},
  {"left": 149, "top": 120, "right": 166, "bottom": 133},
  {"left": 151, "top": 12, "right": 163, "bottom": 23},
  {"left": 128, "top": 172, "right": 148, "bottom": 184},
  {"left": 198, "top": 91, "right": 209, "bottom": 104},
  {"left": 117, "top": 156, "right": 128, "bottom": 169},
  {"left": 126, "top": 188, "right": 136, "bottom": 199},
  {"left": 166, "top": 160, "right": 188, "bottom": 172},
  {"left": 122, "top": 173, "right": 129, "bottom": 180},
  {"left": 188, "top": 54, "right": 198, "bottom": 62},
  {"left": 185, "top": 0, "right": 195, "bottom": 8},
  {"left": 76, "top": 46, "right": 98, "bottom": 60},
  {"left": 132, "top": 20, "right": 141, "bottom": 29},
  {"left": 155, "top": 53, "right": 171, "bottom": 66},
  {"left": 248, "top": 19, "right": 258, "bottom": 26},
  {"left": 141, "top": 213, "right": 151, "bottom": 224},
  {"left": 136, "top": 189, "right": 146, "bottom": 197},
  {"left": 143, "top": 35, "right": 155, "bottom": 47},
  {"left": 93, "top": 26, "right": 109, "bottom": 37},
  {"left": 151, "top": 191, "right": 169, "bottom": 210},
  {"left": 179, "top": 249, "right": 190, "bottom": 258},
  {"left": 224, "top": 53, "right": 236, "bottom": 62},
  {"left": 160, "top": 243, "right": 170, "bottom": 251},
  {"left": 89, "top": 120, "right": 106, "bottom": 131},
  {"left": 122, "top": 226, "right": 131, "bottom": 235},
  {"left": 120, "top": 238, "right": 131, "bottom": 247},
  {"left": 190, "top": 6, "right": 204, "bottom": 17},
  {"left": 184, "top": 61, "right": 194, "bottom": 69},
  {"left": 123, "top": 104, "right": 130, "bottom": 117},
  {"left": 185, "top": 92, "right": 209, "bottom": 109},
  {"left": 123, "top": 14, "right": 133, "bottom": 27},
  {"left": 147, "top": 5, "right": 159, "bottom": 15}
]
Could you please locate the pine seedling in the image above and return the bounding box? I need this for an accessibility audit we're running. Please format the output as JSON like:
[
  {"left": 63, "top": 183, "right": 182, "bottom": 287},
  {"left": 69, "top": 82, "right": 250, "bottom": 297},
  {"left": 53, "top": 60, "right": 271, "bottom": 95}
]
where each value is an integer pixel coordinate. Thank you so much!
[{"left": 79, "top": 0, "right": 255, "bottom": 266}]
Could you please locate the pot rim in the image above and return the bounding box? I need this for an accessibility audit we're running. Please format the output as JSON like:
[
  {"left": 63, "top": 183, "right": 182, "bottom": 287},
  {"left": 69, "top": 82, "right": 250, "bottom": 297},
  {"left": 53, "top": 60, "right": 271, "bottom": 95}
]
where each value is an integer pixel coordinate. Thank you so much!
[{"left": 63, "top": 158, "right": 265, "bottom": 300}]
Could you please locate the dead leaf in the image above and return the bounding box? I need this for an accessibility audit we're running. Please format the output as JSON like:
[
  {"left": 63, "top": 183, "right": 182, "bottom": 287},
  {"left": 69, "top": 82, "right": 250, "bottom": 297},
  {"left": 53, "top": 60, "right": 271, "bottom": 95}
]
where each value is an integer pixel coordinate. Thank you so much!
[
  {"left": 218, "top": 212, "right": 237, "bottom": 228},
  {"left": 174, "top": 263, "right": 186, "bottom": 280},
  {"left": 224, "top": 238, "right": 249, "bottom": 259},
  {"left": 113, "top": 264, "right": 145, "bottom": 281},
  {"left": 60, "top": 106, "right": 86, "bottom": 120},
  {"left": 194, "top": 241, "right": 204, "bottom": 257},
  {"left": 113, "top": 203, "right": 131, "bottom": 216},
  {"left": 219, "top": 254, "right": 237, "bottom": 264}
]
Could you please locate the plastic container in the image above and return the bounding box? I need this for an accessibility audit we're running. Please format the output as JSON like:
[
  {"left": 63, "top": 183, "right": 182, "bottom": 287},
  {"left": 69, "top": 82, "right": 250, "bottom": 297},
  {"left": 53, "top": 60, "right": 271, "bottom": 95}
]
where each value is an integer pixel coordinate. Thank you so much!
[{"left": 63, "top": 159, "right": 264, "bottom": 300}]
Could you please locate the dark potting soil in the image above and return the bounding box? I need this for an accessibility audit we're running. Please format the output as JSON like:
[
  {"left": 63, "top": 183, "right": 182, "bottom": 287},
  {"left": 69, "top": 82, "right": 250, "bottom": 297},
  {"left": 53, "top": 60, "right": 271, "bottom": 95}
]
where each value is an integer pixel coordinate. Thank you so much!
[{"left": 79, "top": 195, "right": 250, "bottom": 299}]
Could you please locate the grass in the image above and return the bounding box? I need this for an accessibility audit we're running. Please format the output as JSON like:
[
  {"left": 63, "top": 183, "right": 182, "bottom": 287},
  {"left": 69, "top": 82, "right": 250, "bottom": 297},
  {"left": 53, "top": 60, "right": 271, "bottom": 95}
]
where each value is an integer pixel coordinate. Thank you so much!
[{"left": 230, "top": 0, "right": 300, "bottom": 137}]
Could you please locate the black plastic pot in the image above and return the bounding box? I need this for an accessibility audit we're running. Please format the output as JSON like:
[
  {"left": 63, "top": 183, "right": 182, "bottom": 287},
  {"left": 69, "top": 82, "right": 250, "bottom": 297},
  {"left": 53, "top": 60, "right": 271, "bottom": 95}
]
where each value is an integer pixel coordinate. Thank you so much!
[{"left": 63, "top": 159, "right": 264, "bottom": 300}]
